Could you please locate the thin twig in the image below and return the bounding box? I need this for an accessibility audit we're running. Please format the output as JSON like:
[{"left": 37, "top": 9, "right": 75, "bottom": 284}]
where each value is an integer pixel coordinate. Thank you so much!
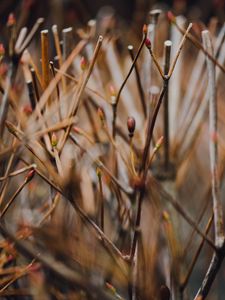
[
  {"left": 97, "top": 169, "right": 104, "bottom": 232},
  {"left": 69, "top": 134, "right": 133, "bottom": 196},
  {"left": 0, "top": 222, "right": 118, "bottom": 300},
  {"left": 163, "top": 40, "right": 172, "bottom": 171},
  {"left": 181, "top": 213, "right": 213, "bottom": 291},
  {"left": 52, "top": 24, "right": 66, "bottom": 92},
  {"left": 127, "top": 45, "right": 146, "bottom": 117},
  {"left": 18, "top": 18, "right": 44, "bottom": 54},
  {"left": 168, "top": 23, "right": 193, "bottom": 78},
  {"left": 194, "top": 29, "right": 225, "bottom": 300},
  {"left": 0, "top": 164, "right": 36, "bottom": 181},
  {"left": 130, "top": 23, "right": 193, "bottom": 266},
  {"left": 168, "top": 12, "right": 225, "bottom": 73},
  {"left": 57, "top": 36, "right": 103, "bottom": 152},
  {"left": 0, "top": 169, "right": 35, "bottom": 218},
  {"left": 151, "top": 177, "right": 217, "bottom": 252},
  {"left": 202, "top": 30, "right": 224, "bottom": 247},
  {"left": 114, "top": 31, "right": 147, "bottom": 107}
]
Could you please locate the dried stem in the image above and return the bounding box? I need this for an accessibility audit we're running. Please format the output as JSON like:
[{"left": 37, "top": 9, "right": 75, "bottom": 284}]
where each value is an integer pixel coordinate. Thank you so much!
[
  {"left": 57, "top": 36, "right": 103, "bottom": 152},
  {"left": 114, "top": 32, "right": 146, "bottom": 107},
  {"left": 169, "top": 13, "right": 225, "bottom": 73},
  {"left": 111, "top": 32, "right": 146, "bottom": 140},
  {"left": 0, "top": 170, "right": 34, "bottom": 218},
  {"left": 146, "top": 45, "right": 164, "bottom": 79},
  {"left": 26, "top": 81, "right": 36, "bottom": 110},
  {"left": 151, "top": 177, "right": 217, "bottom": 251},
  {"left": 140, "top": 83, "right": 168, "bottom": 174},
  {"left": 141, "top": 23, "right": 192, "bottom": 174},
  {"left": 130, "top": 23, "right": 192, "bottom": 269},
  {"left": 168, "top": 23, "right": 192, "bottom": 78},
  {"left": 20, "top": 155, "right": 129, "bottom": 275},
  {"left": 163, "top": 40, "right": 172, "bottom": 171},
  {"left": 0, "top": 63, "right": 14, "bottom": 137},
  {"left": 39, "top": 193, "right": 60, "bottom": 225},
  {"left": 14, "top": 27, "right": 27, "bottom": 53},
  {"left": 50, "top": 61, "right": 62, "bottom": 121},
  {"left": 0, "top": 164, "right": 36, "bottom": 181},
  {"left": 202, "top": 30, "right": 224, "bottom": 247},
  {"left": 181, "top": 213, "right": 213, "bottom": 291},
  {"left": 0, "top": 222, "right": 117, "bottom": 300},
  {"left": 18, "top": 18, "right": 44, "bottom": 54},
  {"left": 194, "top": 29, "right": 225, "bottom": 300},
  {"left": 28, "top": 39, "right": 87, "bottom": 124},
  {"left": 52, "top": 24, "right": 66, "bottom": 92},
  {"left": 127, "top": 45, "right": 146, "bottom": 117},
  {"left": 69, "top": 134, "right": 133, "bottom": 196},
  {"left": 182, "top": 196, "right": 210, "bottom": 259},
  {"left": 97, "top": 170, "right": 104, "bottom": 232},
  {"left": 41, "top": 30, "right": 50, "bottom": 92}
]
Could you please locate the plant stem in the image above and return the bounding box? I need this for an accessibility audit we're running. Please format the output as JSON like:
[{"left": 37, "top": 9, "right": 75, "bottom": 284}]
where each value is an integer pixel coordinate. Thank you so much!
[
  {"left": 1, "top": 178, "right": 29, "bottom": 218},
  {"left": 194, "top": 29, "right": 225, "bottom": 300},
  {"left": 0, "top": 63, "right": 14, "bottom": 137},
  {"left": 52, "top": 24, "right": 66, "bottom": 92},
  {"left": 181, "top": 213, "right": 213, "bottom": 291},
  {"left": 202, "top": 30, "right": 224, "bottom": 247},
  {"left": 168, "top": 23, "right": 192, "bottom": 78},
  {"left": 18, "top": 18, "right": 44, "bottom": 54},
  {"left": 171, "top": 15, "right": 225, "bottom": 73},
  {"left": 141, "top": 82, "right": 168, "bottom": 175},
  {"left": 30, "top": 68, "right": 40, "bottom": 101},
  {"left": 0, "top": 222, "right": 117, "bottom": 300},
  {"left": 26, "top": 81, "right": 36, "bottom": 110},
  {"left": 69, "top": 134, "right": 133, "bottom": 196},
  {"left": 57, "top": 36, "right": 103, "bottom": 152},
  {"left": 111, "top": 32, "right": 146, "bottom": 139},
  {"left": 14, "top": 27, "right": 27, "bottom": 53},
  {"left": 182, "top": 196, "right": 210, "bottom": 259},
  {"left": 97, "top": 171, "right": 104, "bottom": 232},
  {"left": 41, "top": 30, "right": 50, "bottom": 93},
  {"left": 130, "top": 23, "right": 192, "bottom": 271},
  {"left": 163, "top": 40, "right": 172, "bottom": 171},
  {"left": 115, "top": 33, "right": 146, "bottom": 107},
  {"left": 151, "top": 177, "right": 217, "bottom": 252},
  {"left": 127, "top": 45, "right": 146, "bottom": 118}
]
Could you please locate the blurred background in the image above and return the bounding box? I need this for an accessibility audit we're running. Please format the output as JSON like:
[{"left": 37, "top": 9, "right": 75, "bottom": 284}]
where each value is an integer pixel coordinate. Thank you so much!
[{"left": 0, "top": 0, "right": 224, "bottom": 34}]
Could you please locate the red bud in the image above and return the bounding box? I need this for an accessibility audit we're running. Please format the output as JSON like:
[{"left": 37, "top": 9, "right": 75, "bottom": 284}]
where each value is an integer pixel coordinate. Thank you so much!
[
  {"left": 142, "top": 24, "right": 148, "bottom": 35},
  {"left": 80, "top": 56, "right": 87, "bottom": 71},
  {"left": 23, "top": 104, "right": 33, "bottom": 115},
  {"left": 73, "top": 126, "right": 80, "bottom": 134},
  {"left": 145, "top": 38, "right": 151, "bottom": 49},
  {"left": 167, "top": 11, "right": 176, "bottom": 23},
  {"left": 0, "top": 44, "right": 5, "bottom": 57},
  {"left": 127, "top": 116, "right": 136, "bottom": 137},
  {"left": 7, "top": 13, "right": 16, "bottom": 27},
  {"left": 25, "top": 169, "right": 35, "bottom": 182},
  {"left": 29, "top": 262, "right": 41, "bottom": 273},
  {"left": 106, "top": 282, "right": 116, "bottom": 294}
]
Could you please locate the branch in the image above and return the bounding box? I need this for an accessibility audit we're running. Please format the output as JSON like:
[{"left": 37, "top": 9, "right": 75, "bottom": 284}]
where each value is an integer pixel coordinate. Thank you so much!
[{"left": 194, "top": 29, "right": 225, "bottom": 300}]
